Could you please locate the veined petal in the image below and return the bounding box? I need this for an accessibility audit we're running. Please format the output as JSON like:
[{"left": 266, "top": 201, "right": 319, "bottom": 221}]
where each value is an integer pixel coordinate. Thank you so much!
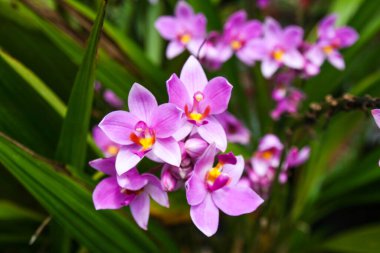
[
  {"left": 194, "top": 144, "right": 217, "bottom": 179},
  {"left": 128, "top": 83, "right": 158, "bottom": 123},
  {"left": 99, "top": 111, "right": 139, "bottom": 145},
  {"left": 261, "top": 58, "right": 280, "bottom": 78},
  {"left": 167, "top": 74, "right": 191, "bottom": 109},
  {"left": 327, "top": 51, "right": 345, "bottom": 70},
  {"left": 173, "top": 119, "right": 193, "bottom": 141},
  {"left": 241, "top": 20, "right": 262, "bottom": 39},
  {"left": 212, "top": 187, "right": 263, "bottom": 216},
  {"left": 151, "top": 103, "right": 182, "bottom": 138},
  {"left": 318, "top": 14, "right": 337, "bottom": 39},
  {"left": 190, "top": 194, "right": 219, "bottom": 237},
  {"left": 130, "top": 192, "right": 150, "bottom": 230},
  {"left": 264, "top": 17, "right": 282, "bottom": 44},
  {"left": 186, "top": 174, "right": 208, "bottom": 206},
  {"left": 283, "top": 49, "right": 304, "bottom": 69},
  {"left": 93, "top": 177, "right": 124, "bottom": 210},
  {"left": 180, "top": 56, "right": 208, "bottom": 96},
  {"left": 202, "top": 77, "right": 233, "bottom": 114},
  {"left": 335, "top": 27, "right": 358, "bottom": 47},
  {"left": 175, "top": 1, "right": 194, "bottom": 19},
  {"left": 224, "top": 10, "right": 246, "bottom": 32},
  {"left": 198, "top": 116, "right": 227, "bottom": 152},
  {"left": 222, "top": 155, "right": 244, "bottom": 187},
  {"left": 154, "top": 16, "right": 177, "bottom": 40},
  {"left": 115, "top": 146, "right": 142, "bottom": 175},
  {"left": 166, "top": 41, "right": 185, "bottom": 59},
  {"left": 144, "top": 173, "right": 169, "bottom": 207},
  {"left": 372, "top": 109, "right": 380, "bottom": 128},
  {"left": 152, "top": 137, "right": 181, "bottom": 167},
  {"left": 89, "top": 157, "right": 116, "bottom": 176},
  {"left": 117, "top": 168, "right": 148, "bottom": 191}
]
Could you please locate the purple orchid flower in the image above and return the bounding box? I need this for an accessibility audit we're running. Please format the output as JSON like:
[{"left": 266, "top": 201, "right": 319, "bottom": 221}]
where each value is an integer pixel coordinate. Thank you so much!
[
  {"left": 215, "top": 111, "right": 251, "bottom": 145},
  {"left": 166, "top": 56, "right": 233, "bottom": 151},
  {"left": 99, "top": 83, "right": 182, "bottom": 175},
  {"left": 221, "top": 11, "right": 263, "bottom": 65},
  {"left": 198, "top": 32, "right": 232, "bottom": 70},
  {"left": 250, "top": 134, "right": 283, "bottom": 177},
  {"left": 103, "top": 89, "right": 124, "bottom": 109},
  {"left": 246, "top": 17, "right": 305, "bottom": 78},
  {"left": 90, "top": 157, "right": 169, "bottom": 230},
  {"left": 271, "top": 87, "right": 305, "bottom": 120},
  {"left": 155, "top": 1, "right": 207, "bottom": 59},
  {"left": 306, "top": 14, "right": 358, "bottom": 70},
  {"left": 92, "top": 126, "right": 121, "bottom": 157},
  {"left": 186, "top": 144, "right": 263, "bottom": 236},
  {"left": 283, "top": 146, "right": 310, "bottom": 170}
]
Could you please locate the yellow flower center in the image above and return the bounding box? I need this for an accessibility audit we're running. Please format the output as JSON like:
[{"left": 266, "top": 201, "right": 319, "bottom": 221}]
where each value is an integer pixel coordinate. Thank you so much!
[
  {"left": 323, "top": 45, "right": 334, "bottom": 55},
  {"left": 139, "top": 137, "right": 155, "bottom": 150},
  {"left": 273, "top": 49, "right": 285, "bottom": 61},
  {"left": 206, "top": 163, "right": 222, "bottom": 184},
  {"left": 106, "top": 145, "right": 119, "bottom": 156},
  {"left": 261, "top": 150, "right": 273, "bottom": 160},
  {"left": 180, "top": 34, "right": 191, "bottom": 44},
  {"left": 189, "top": 112, "right": 203, "bottom": 121},
  {"left": 231, "top": 40, "right": 242, "bottom": 50}
]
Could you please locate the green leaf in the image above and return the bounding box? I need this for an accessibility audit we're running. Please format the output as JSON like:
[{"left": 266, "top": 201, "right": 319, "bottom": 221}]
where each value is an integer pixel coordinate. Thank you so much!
[
  {"left": 55, "top": 0, "right": 107, "bottom": 172},
  {"left": 0, "top": 132, "right": 159, "bottom": 253},
  {"left": 322, "top": 224, "right": 380, "bottom": 253},
  {"left": 0, "top": 200, "right": 43, "bottom": 221}
]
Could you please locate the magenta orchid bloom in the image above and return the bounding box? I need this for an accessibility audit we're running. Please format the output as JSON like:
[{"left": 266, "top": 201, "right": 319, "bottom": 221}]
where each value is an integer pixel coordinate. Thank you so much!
[
  {"left": 306, "top": 14, "right": 358, "bottom": 70},
  {"left": 221, "top": 11, "right": 263, "bottom": 65},
  {"left": 90, "top": 158, "right": 169, "bottom": 230},
  {"left": 271, "top": 87, "right": 305, "bottom": 120},
  {"left": 186, "top": 144, "right": 263, "bottom": 236},
  {"left": 166, "top": 56, "right": 233, "bottom": 151},
  {"left": 155, "top": 1, "right": 207, "bottom": 59},
  {"left": 283, "top": 146, "right": 310, "bottom": 170},
  {"left": 198, "top": 32, "right": 232, "bottom": 70},
  {"left": 215, "top": 111, "right": 251, "bottom": 145},
  {"left": 250, "top": 134, "right": 284, "bottom": 177},
  {"left": 99, "top": 83, "right": 182, "bottom": 175},
  {"left": 92, "top": 126, "right": 121, "bottom": 157},
  {"left": 103, "top": 89, "right": 124, "bottom": 109},
  {"left": 247, "top": 17, "right": 304, "bottom": 78}
]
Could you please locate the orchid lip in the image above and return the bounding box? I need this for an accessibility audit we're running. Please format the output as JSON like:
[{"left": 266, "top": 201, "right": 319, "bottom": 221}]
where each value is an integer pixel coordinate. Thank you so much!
[{"left": 130, "top": 121, "right": 156, "bottom": 152}]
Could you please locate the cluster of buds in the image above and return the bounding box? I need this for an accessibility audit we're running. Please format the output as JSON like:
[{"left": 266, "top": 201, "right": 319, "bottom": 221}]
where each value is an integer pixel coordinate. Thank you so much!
[{"left": 155, "top": 2, "right": 358, "bottom": 78}]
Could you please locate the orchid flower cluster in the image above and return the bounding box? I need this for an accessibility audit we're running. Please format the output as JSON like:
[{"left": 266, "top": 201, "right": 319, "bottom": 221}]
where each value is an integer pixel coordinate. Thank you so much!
[
  {"left": 155, "top": 1, "right": 358, "bottom": 78},
  {"left": 90, "top": 56, "right": 269, "bottom": 236}
]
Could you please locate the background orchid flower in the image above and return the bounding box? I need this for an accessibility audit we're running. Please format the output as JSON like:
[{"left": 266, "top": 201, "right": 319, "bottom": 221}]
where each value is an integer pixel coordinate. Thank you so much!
[
  {"left": 155, "top": 1, "right": 207, "bottom": 59},
  {"left": 166, "top": 56, "right": 233, "bottom": 151},
  {"left": 99, "top": 83, "right": 182, "bottom": 175},
  {"left": 271, "top": 87, "right": 305, "bottom": 120},
  {"left": 198, "top": 32, "right": 232, "bottom": 70},
  {"left": 250, "top": 134, "right": 284, "bottom": 177},
  {"left": 215, "top": 111, "right": 251, "bottom": 145},
  {"left": 92, "top": 126, "right": 121, "bottom": 157},
  {"left": 103, "top": 89, "right": 124, "bottom": 109},
  {"left": 247, "top": 17, "right": 305, "bottom": 78},
  {"left": 90, "top": 158, "right": 169, "bottom": 230},
  {"left": 306, "top": 14, "right": 358, "bottom": 70},
  {"left": 186, "top": 144, "right": 263, "bottom": 236},
  {"left": 283, "top": 146, "right": 310, "bottom": 170},
  {"left": 221, "top": 10, "right": 263, "bottom": 65}
]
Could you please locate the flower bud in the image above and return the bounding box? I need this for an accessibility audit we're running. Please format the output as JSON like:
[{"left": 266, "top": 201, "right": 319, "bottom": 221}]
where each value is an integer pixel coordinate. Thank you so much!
[
  {"left": 161, "top": 167, "right": 178, "bottom": 192},
  {"left": 184, "top": 138, "right": 208, "bottom": 158}
]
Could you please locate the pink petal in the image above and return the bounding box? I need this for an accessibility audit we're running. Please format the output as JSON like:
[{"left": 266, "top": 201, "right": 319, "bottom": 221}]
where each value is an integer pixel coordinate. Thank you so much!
[
  {"left": 180, "top": 56, "right": 208, "bottom": 96},
  {"left": 152, "top": 137, "right": 181, "bottom": 167},
  {"left": 222, "top": 155, "right": 244, "bottom": 187},
  {"left": 128, "top": 83, "right": 158, "bottom": 123},
  {"left": 305, "top": 45, "right": 325, "bottom": 66},
  {"left": 175, "top": 1, "right": 194, "bottom": 19},
  {"left": 198, "top": 116, "right": 227, "bottom": 152},
  {"left": 151, "top": 103, "right": 182, "bottom": 138},
  {"left": 318, "top": 14, "right": 337, "bottom": 39},
  {"left": 173, "top": 118, "right": 193, "bottom": 141},
  {"left": 93, "top": 177, "right": 124, "bottom": 210},
  {"left": 154, "top": 16, "right": 178, "bottom": 40},
  {"left": 236, "top": 49, "right": 256, "bottom": 66},
  {"left": 283, "top": 49, "right": 304, "bottom": 69},
  {"left": 224, "top": 10, "right": 247, "bottom": 32},
  {"left": 191, "top": 14, "right": 207, "bottom": 37},
  {"left": 283, "top": 26, "right": 304, "bottom": 48},
  {"left": 190, "top": 194, "right": 219, "bottom": 237},
  {"left": 327, "top": 51, "right": 345, "bottom": 70},
  {"left": 261, "top": 58, "right": 280, "bottom": 78},
  {"left": 99, "top": 111, "right": 139, "bottom": 145},
  {"left": 372, "top": 109, "right": 380, "bottom": 128},
  {"left": 212, "top": 187, "right": 264, "bottom": 216},
  {"left": 194, "top": 144, "right": 217, "bottom": 179},
  {"left": 115, "top": 146, "right": 142, "bottom": 175},
  {"left": 264, "top": 17, "right": 282, "bottom": 44},
  {"left": 166, "top": 41, "right": 185, "bottom": 59},
  {"left": 187, "top": 38, "right": 204, "bottom": 56},
  {"left": 130, "top": 192, "right": 150, "bottom": 230},
  {"left": 117, "top": 168, "right": 148, "bottom": 190},
  {"left": 186, "top": 174, "right": 208, "bottom": 205},
  {"left": 89, "top": 157, "right": 116, "bottom": 176},
  {"left": 166, "top": 74, "right": 191, "bottom": 109},
  {"left": 202, "top": 77, "right": 233, "bottom": 114},
  {"left": 241, "top": 20, "right": 262, "bottom": 40},
  {"left": 335, "top": 27, "right": 358, "bottom": 47},
  {"left": 144, "top": 173, "right": 169, "bottom": 207}
]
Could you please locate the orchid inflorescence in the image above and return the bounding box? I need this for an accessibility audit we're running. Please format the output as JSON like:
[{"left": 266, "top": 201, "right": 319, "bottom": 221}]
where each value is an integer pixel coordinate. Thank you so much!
[
  {"left": 90, "top": 56, "right": 309, "bottom": 236},
  {"left": 155, "top": 1, "right": 358, "bottom": 120}
]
